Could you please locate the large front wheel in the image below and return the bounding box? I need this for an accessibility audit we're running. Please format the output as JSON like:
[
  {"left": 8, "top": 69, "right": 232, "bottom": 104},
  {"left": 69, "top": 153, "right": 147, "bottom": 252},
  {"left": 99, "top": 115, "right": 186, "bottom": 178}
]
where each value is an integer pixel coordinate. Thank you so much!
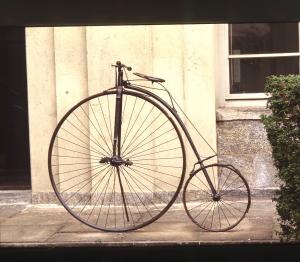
[{"left": 48, "top": 89, "right": 186, "bottom": 232}]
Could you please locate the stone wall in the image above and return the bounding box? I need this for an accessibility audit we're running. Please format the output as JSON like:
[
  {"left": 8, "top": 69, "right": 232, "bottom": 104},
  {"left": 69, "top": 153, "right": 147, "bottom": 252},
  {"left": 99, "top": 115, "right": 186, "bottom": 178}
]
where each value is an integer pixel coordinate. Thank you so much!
[{"left": 216, "top": 107, "right": 279, "bottom": 197}]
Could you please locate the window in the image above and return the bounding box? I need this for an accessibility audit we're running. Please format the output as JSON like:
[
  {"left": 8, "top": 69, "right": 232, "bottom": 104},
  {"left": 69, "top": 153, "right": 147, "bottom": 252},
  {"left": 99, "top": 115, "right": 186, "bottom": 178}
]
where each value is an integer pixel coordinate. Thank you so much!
[{"left": 227, "top": 23, "right": 300, "bottom": 99}]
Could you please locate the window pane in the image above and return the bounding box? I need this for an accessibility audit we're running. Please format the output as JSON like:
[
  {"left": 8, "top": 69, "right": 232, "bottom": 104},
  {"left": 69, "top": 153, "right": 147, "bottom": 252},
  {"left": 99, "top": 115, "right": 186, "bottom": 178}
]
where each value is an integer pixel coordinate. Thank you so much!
[
  {"left": 230, "top": 57, "right": 299, "bottom": 94},
  {"left": 229, "top": 23, "right": 299, "bottom": 54}
]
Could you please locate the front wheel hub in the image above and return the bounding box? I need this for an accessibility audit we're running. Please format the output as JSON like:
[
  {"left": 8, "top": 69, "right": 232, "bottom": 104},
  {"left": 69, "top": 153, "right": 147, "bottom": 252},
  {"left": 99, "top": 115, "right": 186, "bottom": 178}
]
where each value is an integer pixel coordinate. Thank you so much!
[
  {"left": 213, "top": 193, "right": 221, "bottom": 201},
  {"left": 99, "top": 156, "right": 133, "bottom": 167}
]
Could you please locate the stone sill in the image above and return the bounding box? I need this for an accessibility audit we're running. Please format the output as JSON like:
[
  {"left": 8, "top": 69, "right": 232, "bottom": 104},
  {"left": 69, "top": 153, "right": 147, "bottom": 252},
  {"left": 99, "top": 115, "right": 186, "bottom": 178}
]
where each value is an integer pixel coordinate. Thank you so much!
[{"left": 216, "top": 107, "right": 271, "bottom": 122}]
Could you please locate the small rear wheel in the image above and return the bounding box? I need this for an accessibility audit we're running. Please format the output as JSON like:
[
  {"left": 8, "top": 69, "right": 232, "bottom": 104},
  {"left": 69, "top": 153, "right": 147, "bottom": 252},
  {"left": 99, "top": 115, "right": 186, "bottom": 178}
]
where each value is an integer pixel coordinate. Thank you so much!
[{"left": 183, "top": 164, "right": 251, "bottom": 232}]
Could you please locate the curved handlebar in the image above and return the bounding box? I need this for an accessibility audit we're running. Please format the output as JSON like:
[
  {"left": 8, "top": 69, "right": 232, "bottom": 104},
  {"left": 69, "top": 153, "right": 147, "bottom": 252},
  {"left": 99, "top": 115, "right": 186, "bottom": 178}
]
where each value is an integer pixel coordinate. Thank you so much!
[{"left": 112, "top": 61, "right": 132, "bottom": 71}]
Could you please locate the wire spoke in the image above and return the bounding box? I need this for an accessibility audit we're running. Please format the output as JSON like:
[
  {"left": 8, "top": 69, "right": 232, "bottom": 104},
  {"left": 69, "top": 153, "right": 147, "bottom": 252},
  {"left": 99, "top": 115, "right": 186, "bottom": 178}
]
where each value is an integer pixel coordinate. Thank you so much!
[
  {"left": 121, "top": 105, "right": 156, "bottom": 154},
  {"left": 128, "top": 166, "right": 178, "bottom": 192},
  {"left": 53, "top": 145, "right": 100, "bottom": 158},
  {"left": 56, "top": 165, "right": 105, "bottom": 186},
  {"left": 95, "top": 169, "right": 114, "bottom": 225},
  {"left": 52, "top": 154, "right": 100, "bottom": 161},
  {"left": 133, "top": 164, "right": 182, "bottom": 179},
  {"left": 217, "top": 201, "right": 231, "bottom": 226},
  {"left": 187, "top": 200, "right": 212, "bottom": 212},
  {"left": 131, "top": 163, "right": 182, "bottom": 169},
  {"left": 220, "top": 184, "right": 247, "bottom": 197},
  {"left": 194, "top": 175, "right": 213, "bottom": 196},
  {"left": 57, "top": 136, "right": 102, "bottom": 156},
  {"left": 119, "top": 168, "right": 142, "bottom": 226},
  {"left": 123, "top": 127, "right": 174, "bottom": 157},
  {"left": 121, "top": 96, "right": 137, "bottom": 149},
  {"left": 89, "top": 101, "right": 113, "bottom": 154},
  {"left": 128, "top": 146, "right": 182, "bottom": 159},
  {"left": 61, "top": 126, "right": 108, "bottom": 157},
  {"left": 62, "top": 165, "right": 110, "bottom": 196},
  {"left": 131, "top": 156, "right": 183, "bottom": 162},
  {"left": 121, "top": 102, "right": 156, "bottom": 152},
  {"left": 122, "top": 167, "right": 160, "bottom": 208},
  {"left": 106, "top": 95, "right": 114, "bottom": 149},
  {"left": 52, "top": 161, "right": 100, "bottom": 166},
  {"left": 53, "top": 163, "right": 102, "bottom": 176},
  {"left": 122, "top": 118, "right": 169, "bottom": 156},
  {"left": 219, "top": 200, "right": 238, "bottom": 221},
  {"left": 86, "top": 167, "right": 114, "bottom": 221},
  {"left": 221, "top": 200, "right": 245, "bottom": 214},
  {"left": 217, "top": 202, "right": 222, "bottom": 230},
  {"left": 66, "top": 114, "right": 111, "bottom": 156},
  {"left": 219, "top": 168, "right": 233, "bottom": 192},
  {"left": 80, "top": 105, "right": 112, "bottom": 156},
  {"left": 210, "top": 203, "right": 216, "bottom": 229},
  {"left": 188, "top": 181, "right": 213, "bottom": 198},
  {"left": 78, "top": 167, "right": 113, "bottom": 216},
  {"left": 65, "top": 165, "right": 111, "bottom": 206},
  {"left": 121, "top": 167, "right": 155, "bottom": 217},
  {"left": 124, "top": 137, "right": 178, "bottom": 159},
  {"left": 194, "top": 201, "right": 213, "bottom": 220},
  {"left": 120, "top": 99, "right": 146, "bottom": 152},
  {"left": 221, "top": 175, "right": 241, "bottom": 193},
  {"left": 201, "top": 202, "right": 214, "bottom": 227},
  {"left": 98, "top": 96, "right": 114, "bottom": 149}
]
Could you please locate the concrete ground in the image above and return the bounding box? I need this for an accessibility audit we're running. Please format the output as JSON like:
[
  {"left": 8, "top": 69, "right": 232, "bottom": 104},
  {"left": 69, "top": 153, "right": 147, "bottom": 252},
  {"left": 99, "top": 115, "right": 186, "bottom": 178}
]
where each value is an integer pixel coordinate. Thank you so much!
[{"left": 0, "top": 197, "right": 281, "bottom": 247}]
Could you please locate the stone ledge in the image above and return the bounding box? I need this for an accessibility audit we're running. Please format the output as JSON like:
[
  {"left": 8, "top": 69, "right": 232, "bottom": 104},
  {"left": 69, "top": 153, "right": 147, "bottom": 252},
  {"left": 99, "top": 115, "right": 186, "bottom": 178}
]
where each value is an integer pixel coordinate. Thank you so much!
[
  {"left": 0, "top": 190, "right": 31, "bottom": 204},
  {"left": 30, "top": 190, "right": 278, "bottom": 204},
  {"left": 0, "top": 189, "right": 279, "bottom": 205},
  {"left": 216, "top": 107, "right": 271, "bottom": 122}
]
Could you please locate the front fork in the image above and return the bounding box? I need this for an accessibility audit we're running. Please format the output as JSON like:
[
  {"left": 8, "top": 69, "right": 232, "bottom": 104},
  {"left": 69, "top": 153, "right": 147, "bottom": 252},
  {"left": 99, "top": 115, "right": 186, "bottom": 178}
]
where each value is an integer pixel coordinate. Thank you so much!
[
  {"left": 112, "top": 85, "right": 123, "bottom": 156},
  {"left": 112, "top": 84, "right": 130, "bottom": 222}
]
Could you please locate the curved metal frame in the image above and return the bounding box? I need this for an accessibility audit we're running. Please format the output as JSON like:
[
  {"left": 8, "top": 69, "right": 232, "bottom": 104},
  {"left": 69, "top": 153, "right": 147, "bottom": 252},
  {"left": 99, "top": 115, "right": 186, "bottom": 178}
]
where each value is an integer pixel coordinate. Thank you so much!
[{"left": 123, "top": 82, "right": 218, "bottom": 196}]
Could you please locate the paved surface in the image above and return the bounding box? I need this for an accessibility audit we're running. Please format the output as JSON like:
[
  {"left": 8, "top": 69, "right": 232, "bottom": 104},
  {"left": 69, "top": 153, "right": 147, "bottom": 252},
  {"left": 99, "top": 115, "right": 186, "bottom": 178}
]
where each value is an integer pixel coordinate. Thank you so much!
[{"left": 0, "top": 198, "right": 280, "bottom": 247}]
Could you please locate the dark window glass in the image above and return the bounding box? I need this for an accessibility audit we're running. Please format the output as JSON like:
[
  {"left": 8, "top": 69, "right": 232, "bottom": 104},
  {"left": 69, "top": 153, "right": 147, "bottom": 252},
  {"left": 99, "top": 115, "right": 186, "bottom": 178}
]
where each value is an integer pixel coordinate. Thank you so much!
[
  {"left": 229, "top": 23, "right": 299, "bottom": 55},
  {"left": 230, "top": 57, "right": 299, "bottom": 94}
]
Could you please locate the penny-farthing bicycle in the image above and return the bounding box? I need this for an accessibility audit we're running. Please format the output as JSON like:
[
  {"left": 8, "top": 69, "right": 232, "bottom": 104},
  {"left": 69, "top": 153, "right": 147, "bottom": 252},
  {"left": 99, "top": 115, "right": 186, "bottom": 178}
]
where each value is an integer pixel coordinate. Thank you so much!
[{"left": 48, "top": 61, "right": 251, "bottom": 232}]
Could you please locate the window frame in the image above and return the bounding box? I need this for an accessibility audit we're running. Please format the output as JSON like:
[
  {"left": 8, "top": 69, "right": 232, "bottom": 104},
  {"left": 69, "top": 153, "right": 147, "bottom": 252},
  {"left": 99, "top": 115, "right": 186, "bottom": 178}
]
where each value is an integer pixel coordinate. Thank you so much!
[{"left": 224, "top": 23, "right": 300, "bottom": 100}]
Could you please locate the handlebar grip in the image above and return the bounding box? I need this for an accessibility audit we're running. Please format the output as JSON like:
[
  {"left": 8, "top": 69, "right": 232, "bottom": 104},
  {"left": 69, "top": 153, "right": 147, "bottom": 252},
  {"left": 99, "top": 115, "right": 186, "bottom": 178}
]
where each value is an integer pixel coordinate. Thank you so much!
[{"left": 114, "top": 61, "right": 132, "bottom": 71}]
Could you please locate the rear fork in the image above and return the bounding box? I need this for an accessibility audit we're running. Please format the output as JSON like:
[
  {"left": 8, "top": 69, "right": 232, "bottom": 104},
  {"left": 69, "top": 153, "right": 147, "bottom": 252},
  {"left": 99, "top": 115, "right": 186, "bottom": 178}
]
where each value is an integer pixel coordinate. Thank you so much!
[{"left": 190, "top": 157, "right": 219, "bottom": 200}]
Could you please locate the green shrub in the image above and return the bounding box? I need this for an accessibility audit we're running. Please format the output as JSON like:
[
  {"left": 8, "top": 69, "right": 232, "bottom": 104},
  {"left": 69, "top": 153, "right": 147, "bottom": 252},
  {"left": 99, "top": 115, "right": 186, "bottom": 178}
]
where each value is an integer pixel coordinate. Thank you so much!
[{"left": 261, "top": 75, "right": 300, "bottom": 241}]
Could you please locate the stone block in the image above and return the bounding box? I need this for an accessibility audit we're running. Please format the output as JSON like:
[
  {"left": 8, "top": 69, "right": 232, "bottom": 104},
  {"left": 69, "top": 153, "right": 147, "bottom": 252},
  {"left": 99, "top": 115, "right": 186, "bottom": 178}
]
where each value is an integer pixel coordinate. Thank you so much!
[
  {"left": 217, "top": 120, "right": 272, "bottom": 155},
  {"left": 253, "top": 154, "right": 278, "bottom": 188},
  {"left": 218, "top": 154, "right": 255, "bottom": 187}
]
